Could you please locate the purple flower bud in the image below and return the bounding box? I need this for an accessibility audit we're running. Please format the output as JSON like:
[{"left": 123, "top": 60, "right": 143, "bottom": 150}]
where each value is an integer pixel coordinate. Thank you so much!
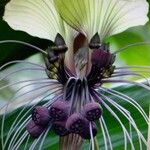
[
  {"left": 49, "top": 100, "right": 69, "bottom": 121},
  {"left": 66, "top": 113, "right": 88, "bottom": 134},
  {"left": 80, "top": 122, "right": 97, "bottom": 139},
  {"left": 82, "top": 102, "right": 102, "bottom": 121},
  {"left": 53, "top": 121, "right": 69, "bottom": 136},
  {"left": 26, "top": 120, "right": 45, "bottom": 138},
  {"left": 91, "top": 49, "right": 111, "bottom": 68},
  {"left": 32, "top": 106, "right": 51, "bottom": 126}
]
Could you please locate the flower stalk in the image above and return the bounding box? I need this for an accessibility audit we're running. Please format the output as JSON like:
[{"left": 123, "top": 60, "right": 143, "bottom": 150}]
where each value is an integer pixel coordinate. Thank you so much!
[
  {"left": 148, "top": 108, "right": 150, "bottom": 150},
  {"left": 59, "top": 134, "right": 83, "bottom": 150}
]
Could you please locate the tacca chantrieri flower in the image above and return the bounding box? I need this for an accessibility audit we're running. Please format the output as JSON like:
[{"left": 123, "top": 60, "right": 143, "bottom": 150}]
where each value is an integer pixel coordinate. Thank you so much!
[{"left": 0, "top": 0, "right": 149, "bottom": 150}]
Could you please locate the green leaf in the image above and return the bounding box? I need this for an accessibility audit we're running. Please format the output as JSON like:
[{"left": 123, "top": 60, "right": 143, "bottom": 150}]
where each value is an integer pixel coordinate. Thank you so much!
[
  {"left": 0, "top": 84, "right": 149, "bottom": 149},
  {"left": 107, "top": 28, "right": 150, "bottom": 66}
]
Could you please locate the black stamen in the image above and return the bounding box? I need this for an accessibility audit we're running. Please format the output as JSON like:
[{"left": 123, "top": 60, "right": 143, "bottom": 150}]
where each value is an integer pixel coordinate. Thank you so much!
[{"left": 89, "top": 33, "right": 101, "bottom": 49}]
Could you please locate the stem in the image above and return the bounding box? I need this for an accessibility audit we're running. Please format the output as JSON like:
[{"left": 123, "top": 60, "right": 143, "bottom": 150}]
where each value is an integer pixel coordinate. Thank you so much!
[
  {"left": 59, "top": 134, "right": 83, "bottom": 150},
  {"left": 94, "top": 137, "right": 100, "bottom": 150},
  {"left": 148, "top": 108, "right": 150, "bottom": 150}
]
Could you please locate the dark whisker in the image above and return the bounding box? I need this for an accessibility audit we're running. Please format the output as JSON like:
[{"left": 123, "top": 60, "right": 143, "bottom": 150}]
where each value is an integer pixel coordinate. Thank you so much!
[
  {"left": 114, "top": 42, "right": 150, "bottom": 54},
  {"left": 101, "top": 79, "right": 150, "bottom": 91},
  {"left": 1, "top": 85, "right": 61, "bottom": 117},
  {"left": 109, "top": 73, "right": 150, "bottom": 86},
  {"left": 100, "top": 117, "right": 113, "bottom": 150},
  {"left": 114, "top": 70, "right": 150, "bottom": 74},
  {"left": 93, "top": 91, "right": 135, "bottom": 149},
  {"left": 38, "top": 126, "right": 52, "bottom": 150},
  {"left": 98, "top": 87, "right": 149, "bottom": 123},
  {"left": 4, "top": 88, "right": 62, "bottom": 149},
  {"left": 0, "top": 78, "right": 52, "bottom": 91},
  {"left": 0, "top": 40, "right": 47, "bottom": 55},
  {"left": 23, "top": 135, "right": 30, "bottom": 150},
  {"left": 99, "top": 93, "right": 147, "bottom": 147},
  {"left": 0, "top": 81, "right": 59, "bottom": 113},
  {"left": 89, "top": 122, "right": 94, "bottom": 150},
  {"left": 0, "top": 60, "right": 46, "bottom": 70},
  {"left": 11, "top": 131, "right": 29, "bottom": 150},
  {"left": 99, "top": 118, "right": 108, "bottom": 150},
  {"left": 115, "top": 66, "right": 150, "bottom": 70},
  {"left": 0, "top": 67, "right": 45, "bottom": 81}
]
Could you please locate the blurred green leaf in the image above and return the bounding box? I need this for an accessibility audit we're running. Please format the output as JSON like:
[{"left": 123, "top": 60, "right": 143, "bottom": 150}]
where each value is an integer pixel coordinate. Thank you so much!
[{"left": 107, "top": 28, "right": 150, "bottom": 66}]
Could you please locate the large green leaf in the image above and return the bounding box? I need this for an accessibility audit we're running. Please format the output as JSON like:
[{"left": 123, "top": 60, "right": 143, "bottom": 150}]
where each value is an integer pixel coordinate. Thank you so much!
[
  {"left": 0, "top": 84, "right": 149, "bottom": 150},
  {"left": 107, "top": 24, "right": 150, "bottom": 66}
]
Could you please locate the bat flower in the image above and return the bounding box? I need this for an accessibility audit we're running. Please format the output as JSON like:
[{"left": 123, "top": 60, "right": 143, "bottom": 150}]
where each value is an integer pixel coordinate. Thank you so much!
[{"left": 0, "top": 0, "right": 149, "bottom": 150}]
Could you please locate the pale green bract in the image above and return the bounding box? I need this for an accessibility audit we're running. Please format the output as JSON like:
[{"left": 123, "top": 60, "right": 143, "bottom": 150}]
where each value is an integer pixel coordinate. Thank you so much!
[
  {"left": 3, "top": 0, "right": 149, "bottom": 42},
  {"left": 54, "top": 0, "right": 149, "bottom": 41}
]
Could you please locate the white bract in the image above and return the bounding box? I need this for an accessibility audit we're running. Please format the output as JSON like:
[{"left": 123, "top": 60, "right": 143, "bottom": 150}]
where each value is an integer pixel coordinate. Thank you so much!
[{"left": 3, "top": 0, "right": 149, "bottom": 42}]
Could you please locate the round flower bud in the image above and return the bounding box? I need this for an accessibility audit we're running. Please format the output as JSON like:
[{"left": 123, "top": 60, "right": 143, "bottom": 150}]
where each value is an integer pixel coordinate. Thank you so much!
[
  {"left": 91, "top": 49, "right": 111, "bottom": 68},
  {"left": 82, "top": 102, "right": 102, "bottom": 121},
  {"left": 49, "top": 100, "right": 69, "bottom": 121},
  {"left": 26, "top": 120, "right": 45, "bottom": 138},
  {"left": 80, "top": 122, "right": 97, "bottom": 139},
  {"left": 66, "top": 113, "right": 88, "bottom": 134},
  {"left": 53, "top": 121, "right": 69, "bottom": 136},
  {"left": 32, "top": 106, "right": 51, "bottom": 126}
]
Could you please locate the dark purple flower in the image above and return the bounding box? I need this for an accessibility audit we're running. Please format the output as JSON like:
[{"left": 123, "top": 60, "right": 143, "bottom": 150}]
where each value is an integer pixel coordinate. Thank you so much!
[
  {"left": 32, "top": 106, "right": 51, "bottom": 126},
  {"left": 66, "top": 113, "right": 88, "bottom": 134},
  {"left": 82, "top": 102, "right": 102, "bottom": 121},
  {"left": 49, "top": 100, "right": 69, "bottom": 121},
  {"left": 1, "top": 31, "right": 149, "bottom": 150},
  {"left": 26, "top": 120, "right": 45, "bottom": 138},
  {"left": 53, "top": 121, "right": 69, "bottom": 136}
]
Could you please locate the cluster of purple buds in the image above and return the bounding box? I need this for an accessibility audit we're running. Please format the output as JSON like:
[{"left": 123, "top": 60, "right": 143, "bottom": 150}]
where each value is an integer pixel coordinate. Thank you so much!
[
  {"left": 26, "top": 100, "right": 102, "bottom": 139},
  {"left": 26, "top": 106, "right": 51, "bottom": 138}
]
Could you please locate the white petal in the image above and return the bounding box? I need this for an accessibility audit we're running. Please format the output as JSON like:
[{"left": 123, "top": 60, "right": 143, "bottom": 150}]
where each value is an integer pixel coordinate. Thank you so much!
[
  {"left": 54, "top": 0, "right": 149, "bottom": 41},
  {"left": 3, "top": 0, "right": 66, "bottom": 41}
]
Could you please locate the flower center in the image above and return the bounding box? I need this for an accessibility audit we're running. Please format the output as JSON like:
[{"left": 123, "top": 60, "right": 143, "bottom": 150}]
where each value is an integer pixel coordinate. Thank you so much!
[
  {"left": 26, "top": 33, "right": 116, "bottom": 139},
  {"left": 45, "top": 33, "right": 116, "bottom": 87}
]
